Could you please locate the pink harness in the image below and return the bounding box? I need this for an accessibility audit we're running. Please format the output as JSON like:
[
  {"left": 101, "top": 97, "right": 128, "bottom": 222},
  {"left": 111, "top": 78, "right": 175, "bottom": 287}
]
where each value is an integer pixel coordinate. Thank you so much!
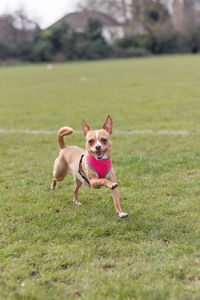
[{"left": 87, "top": 154, "right": 112, "bottom": 178}]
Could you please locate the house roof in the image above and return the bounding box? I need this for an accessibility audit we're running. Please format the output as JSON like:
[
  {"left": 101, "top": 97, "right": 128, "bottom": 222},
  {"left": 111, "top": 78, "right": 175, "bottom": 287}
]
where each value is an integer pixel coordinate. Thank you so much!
[{"left": 51, "top": 10, "right": 120, "bottom": 29}]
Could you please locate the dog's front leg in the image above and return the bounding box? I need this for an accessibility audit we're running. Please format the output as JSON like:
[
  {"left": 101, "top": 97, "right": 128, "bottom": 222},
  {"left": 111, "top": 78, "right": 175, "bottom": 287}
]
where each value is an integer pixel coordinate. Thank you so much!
[
  {"left": 108, "top": 168, "right": 128, "bottom": 219},
  {"left": 90, "top": 177, "right": 116, "bottom": 189},
  {"left": 111, "top": 187, "right": 128, "bottom": 218}
]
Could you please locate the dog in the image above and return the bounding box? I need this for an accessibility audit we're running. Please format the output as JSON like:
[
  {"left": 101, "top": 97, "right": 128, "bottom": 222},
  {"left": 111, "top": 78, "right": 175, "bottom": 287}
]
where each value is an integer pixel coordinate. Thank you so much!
[{"left": 51, "top": 115, "right": 128, "bottom": 219}]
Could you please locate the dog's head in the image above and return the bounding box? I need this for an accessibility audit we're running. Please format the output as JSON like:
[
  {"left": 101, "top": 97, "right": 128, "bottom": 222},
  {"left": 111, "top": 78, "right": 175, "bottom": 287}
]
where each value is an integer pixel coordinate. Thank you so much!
[{"left": 82, "top": 115, "right": 112, "bottom": 160}]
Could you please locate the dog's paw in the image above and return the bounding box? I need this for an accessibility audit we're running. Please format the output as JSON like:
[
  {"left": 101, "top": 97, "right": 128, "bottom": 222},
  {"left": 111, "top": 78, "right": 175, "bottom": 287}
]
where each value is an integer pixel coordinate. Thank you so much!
[
  {"left": 117, "top": 212, "right": 129, "bottom": 219},
  {"left": 111, "top": 182, "right": 118, "bottom": 190},
  {"left": 51, "top": 184, "right": 56, "bottom": 190},
  {"left": 73, "top": 199, "right": 82, "bottom": 206}
]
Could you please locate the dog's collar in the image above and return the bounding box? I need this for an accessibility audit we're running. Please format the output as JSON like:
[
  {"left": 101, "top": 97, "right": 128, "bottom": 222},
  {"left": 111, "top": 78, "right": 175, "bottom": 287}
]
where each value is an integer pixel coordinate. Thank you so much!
[{"left": 86, "top": 154, "right": 112, "bottom": 178}]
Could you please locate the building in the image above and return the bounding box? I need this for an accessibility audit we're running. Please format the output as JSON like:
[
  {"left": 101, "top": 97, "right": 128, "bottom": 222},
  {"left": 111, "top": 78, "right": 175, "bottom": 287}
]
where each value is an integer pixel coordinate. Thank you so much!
[
  {"left": 51, "top": 10, "right": 125, "bottom": 44},
  {"left": 172, "top": 0, "right": 200, "bottom": 32}
]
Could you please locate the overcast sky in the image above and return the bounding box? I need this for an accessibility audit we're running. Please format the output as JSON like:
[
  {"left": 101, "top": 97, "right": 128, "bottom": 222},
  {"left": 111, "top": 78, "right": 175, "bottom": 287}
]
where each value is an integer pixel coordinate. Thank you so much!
[{"left": 0, "top": 0, "right": 81, "bottom": 28}]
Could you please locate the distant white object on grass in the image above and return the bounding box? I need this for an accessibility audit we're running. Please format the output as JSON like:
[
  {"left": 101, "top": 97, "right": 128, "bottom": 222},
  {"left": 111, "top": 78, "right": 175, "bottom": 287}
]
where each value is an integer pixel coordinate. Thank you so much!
[
  {"left": 46, "top": 64, "right": 53, "bottom": 70},
  {"left": 80, "top": 76, "right": 87, "bottom": 81}
]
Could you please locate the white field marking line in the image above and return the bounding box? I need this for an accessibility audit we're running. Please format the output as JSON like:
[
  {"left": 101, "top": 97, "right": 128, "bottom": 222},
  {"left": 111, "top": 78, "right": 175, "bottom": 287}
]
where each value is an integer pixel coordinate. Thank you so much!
[
  {"left": 0, "top": 128, "right": 198, "bottom": 136},
  {"left": 0, "top": 129, "right": 57, "bottom": 134}
]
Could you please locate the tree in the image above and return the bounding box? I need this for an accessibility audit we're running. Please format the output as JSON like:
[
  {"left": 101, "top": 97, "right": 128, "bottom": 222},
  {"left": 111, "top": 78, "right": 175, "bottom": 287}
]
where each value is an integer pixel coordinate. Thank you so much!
[
  {"left": 131, "top": 0, "right": 174, "bottom": 53},
  {"left": 78, "top": 0, "right": 170, "bottom": 24},
  {"left": 31, "top": 23, "right": 74, "bottom": 61},
  {"left": 85, "top": 18, "right": 112, "bottom": 58},
  {"left": 79, "top": 0, "right": 177, "bottom": 54},
  {"left": 31, "top": 18, "right": 112, "bottom": 61},
  {"left": 78, "top": 0, "right": 131, "bottom": 23},
  {"left": 0, "top": 9, "right": 40, "bottom": 60}
]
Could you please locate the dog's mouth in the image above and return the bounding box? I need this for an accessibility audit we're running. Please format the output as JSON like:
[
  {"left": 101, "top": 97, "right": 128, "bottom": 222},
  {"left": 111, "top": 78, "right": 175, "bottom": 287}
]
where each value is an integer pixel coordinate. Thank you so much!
[{"left": 95, "top": 150, "right": 104, "bottom": 160}]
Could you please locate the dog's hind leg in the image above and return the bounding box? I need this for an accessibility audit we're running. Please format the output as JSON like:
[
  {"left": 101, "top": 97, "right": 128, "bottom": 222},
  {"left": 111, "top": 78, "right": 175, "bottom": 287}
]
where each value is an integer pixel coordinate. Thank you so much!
[
  {"left": 73, "top": 177, "right": 82, "bottom": 206},
  {"left": 51, "top": 157, "right": 68, "bottom": 190},
  {"left": 51, "top": 178, "right": 57, "bottom": 190}
]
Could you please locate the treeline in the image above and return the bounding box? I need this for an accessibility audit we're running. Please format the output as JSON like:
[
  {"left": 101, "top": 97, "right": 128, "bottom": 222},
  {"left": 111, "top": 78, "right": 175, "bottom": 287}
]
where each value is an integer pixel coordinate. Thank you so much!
[
  {"left": 0, "top": 3, "right": 200, "bottom": 63},
  {"left": 30, "top": 19, "right": 113, "bottom": 61}
]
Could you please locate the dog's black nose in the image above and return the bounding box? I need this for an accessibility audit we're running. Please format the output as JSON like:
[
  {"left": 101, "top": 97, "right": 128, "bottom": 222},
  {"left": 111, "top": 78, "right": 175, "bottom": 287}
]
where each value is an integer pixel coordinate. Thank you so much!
[{"left": 96, "top": 145, "right": 101, "bottom": 151}]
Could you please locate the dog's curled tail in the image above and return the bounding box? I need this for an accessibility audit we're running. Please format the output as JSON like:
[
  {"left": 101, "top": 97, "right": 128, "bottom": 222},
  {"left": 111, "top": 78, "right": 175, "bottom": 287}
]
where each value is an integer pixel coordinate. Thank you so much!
[{"left": 57, "top": 127, "right": 73, "bottom": 150}]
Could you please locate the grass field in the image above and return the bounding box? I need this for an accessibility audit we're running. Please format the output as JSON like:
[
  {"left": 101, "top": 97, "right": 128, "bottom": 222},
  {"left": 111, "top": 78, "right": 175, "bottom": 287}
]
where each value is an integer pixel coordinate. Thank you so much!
[{"left": 1, "top": 55, "right": 200, "bottom": 300}]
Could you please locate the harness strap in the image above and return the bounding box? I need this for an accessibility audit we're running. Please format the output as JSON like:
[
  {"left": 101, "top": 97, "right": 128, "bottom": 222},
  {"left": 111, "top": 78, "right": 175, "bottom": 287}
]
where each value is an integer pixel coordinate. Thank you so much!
[{"left": 78, "top": 154, "right": 91, "bottom": 187}]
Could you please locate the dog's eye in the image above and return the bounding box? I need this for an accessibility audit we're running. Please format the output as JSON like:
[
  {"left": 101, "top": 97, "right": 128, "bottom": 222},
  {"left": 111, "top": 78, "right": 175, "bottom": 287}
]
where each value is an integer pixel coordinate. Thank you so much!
[
  {"left": 88, "top": 139, "right": 94, "bottom": 145},
  {"left": 101, "top": 138, "right": 107, "bottom": 144}
]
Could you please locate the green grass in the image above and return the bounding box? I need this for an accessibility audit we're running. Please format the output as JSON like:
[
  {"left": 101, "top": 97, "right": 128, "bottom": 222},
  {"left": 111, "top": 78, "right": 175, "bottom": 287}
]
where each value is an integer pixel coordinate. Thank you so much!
[{"left": 1, "top": 55, "right": 200, "bottom": 299}]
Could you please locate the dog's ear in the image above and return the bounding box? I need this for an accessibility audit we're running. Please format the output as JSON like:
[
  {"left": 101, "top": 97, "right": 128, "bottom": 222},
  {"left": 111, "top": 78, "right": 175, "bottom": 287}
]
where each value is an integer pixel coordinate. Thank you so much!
[
  {"left": 103, "top": 114, "right": 112, "bottom": 135},
  {"left": 82, "top": 118, "right": 91, "bottom": 136}
]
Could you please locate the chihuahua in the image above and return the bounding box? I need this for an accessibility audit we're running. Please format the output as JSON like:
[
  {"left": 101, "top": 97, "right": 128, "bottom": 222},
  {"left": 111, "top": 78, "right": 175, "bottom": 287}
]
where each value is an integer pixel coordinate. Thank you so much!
[{"left": 51, "top": 115, "right": 128, "bottom": 219}]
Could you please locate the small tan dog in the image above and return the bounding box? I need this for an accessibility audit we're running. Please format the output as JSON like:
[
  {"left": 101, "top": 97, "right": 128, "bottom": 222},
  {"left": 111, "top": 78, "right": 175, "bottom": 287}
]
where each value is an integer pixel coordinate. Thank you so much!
[{"left": 51, "top": 115, "right": 128, "bottom": 219}]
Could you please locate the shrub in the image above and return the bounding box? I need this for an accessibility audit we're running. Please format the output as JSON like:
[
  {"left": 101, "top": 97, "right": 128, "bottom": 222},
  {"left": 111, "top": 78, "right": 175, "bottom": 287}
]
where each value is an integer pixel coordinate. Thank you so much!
[
  {"left": 178, "top": 26, "right": 200, "bottom": 54},
  {"left": 0, "top": 43, "right": 8, "bottom": 59},
  {"left": 115, "top": 47, "right": 150, "bottom": 58},
  {"left": 115, "top": 35, "right": 150, "bottom": 57},
  {"left": 31, "top": 40, "right": 54, "bottom": 61},
  {"left": 148, "top": 25, "right": 179, "bottom": 54},
  {"left": 86, "top": 38, "right": 112, "bottom": 59}
]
